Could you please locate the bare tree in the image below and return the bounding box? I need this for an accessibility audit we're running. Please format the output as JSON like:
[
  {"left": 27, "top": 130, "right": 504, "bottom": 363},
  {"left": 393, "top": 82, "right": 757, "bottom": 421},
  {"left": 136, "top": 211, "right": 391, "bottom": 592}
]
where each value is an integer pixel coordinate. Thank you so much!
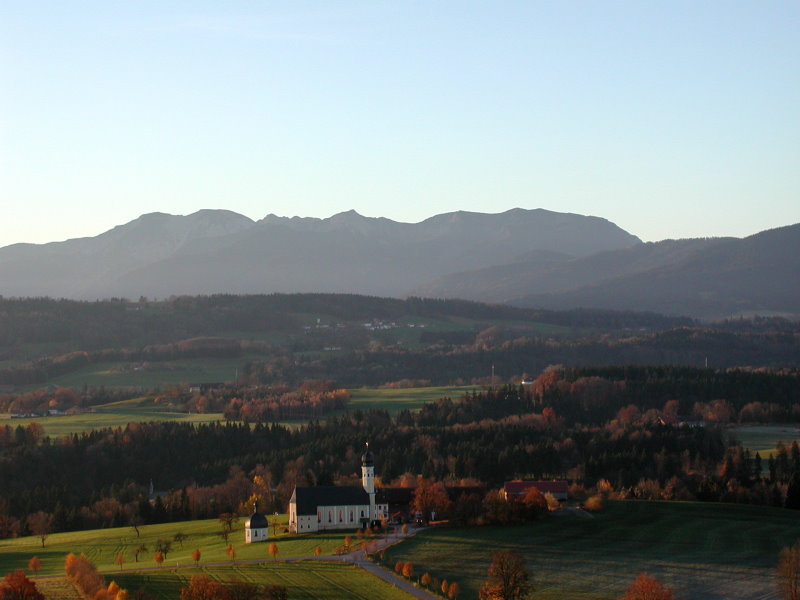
[{"left": 26, "top": 512, "right": 53, "bottom": 548}]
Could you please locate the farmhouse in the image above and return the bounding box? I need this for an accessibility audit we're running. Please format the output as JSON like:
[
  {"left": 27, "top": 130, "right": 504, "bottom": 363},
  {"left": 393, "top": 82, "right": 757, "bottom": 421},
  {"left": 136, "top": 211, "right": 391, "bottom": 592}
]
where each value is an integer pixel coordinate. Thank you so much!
[
  {"left": 288, "top": 446, "right": 389, "bottom": 533},
  {"left": 503, "top": 480, "right": 569, "bottom": 502}
]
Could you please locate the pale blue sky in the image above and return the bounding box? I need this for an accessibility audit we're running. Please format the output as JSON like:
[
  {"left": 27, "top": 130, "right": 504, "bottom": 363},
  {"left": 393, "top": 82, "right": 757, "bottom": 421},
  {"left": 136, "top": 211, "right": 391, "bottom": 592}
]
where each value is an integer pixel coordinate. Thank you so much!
[{"left": 1, "top": 1, "right": 798, "bottom": 247}]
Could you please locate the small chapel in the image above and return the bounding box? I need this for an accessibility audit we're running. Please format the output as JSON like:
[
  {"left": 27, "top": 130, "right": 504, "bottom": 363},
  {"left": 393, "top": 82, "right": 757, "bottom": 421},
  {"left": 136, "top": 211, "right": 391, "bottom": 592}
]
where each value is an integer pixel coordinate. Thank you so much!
[
  {"left": 244, "top": 501, "right": 268, "bottom": 543},
  {"left": 288, "top": 445, "right": 389, "bottom": 533}
]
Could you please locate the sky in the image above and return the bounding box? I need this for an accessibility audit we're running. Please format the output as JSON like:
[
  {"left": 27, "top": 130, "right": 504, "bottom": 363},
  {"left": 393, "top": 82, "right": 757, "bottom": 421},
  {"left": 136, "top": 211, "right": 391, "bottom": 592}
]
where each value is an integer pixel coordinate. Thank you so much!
[{"left": 1, "top": 1, "right": 798, "bottom": 248}]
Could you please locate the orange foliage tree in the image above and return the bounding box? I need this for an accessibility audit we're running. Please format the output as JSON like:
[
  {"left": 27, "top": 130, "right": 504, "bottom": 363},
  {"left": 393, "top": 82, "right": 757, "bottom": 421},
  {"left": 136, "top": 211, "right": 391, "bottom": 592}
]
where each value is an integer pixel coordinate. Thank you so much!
[
  {"left": 27, "top": 556, "right": 40, "bottom": 576},
  {"left": 191, "top": 549, "right": 201, "bottom": 567},
  {"left": 0, "top": 569, "right": 44, "bottom": 600},
  {"left": 402, "top": 562, "right": 413, "bottom": 578},
  {"left": 478, "top": 549, "right": 530, "bottom": 600},
  {"left": 268, "top": 542, "right": 278, "bottom": 561},
  {"left": 621, "top": 573, "right": 674, "bottom": 600},
  {"left": 411, "top": 478, "right": 451, "bottom": 522},
  {"left": 153, "top": 552, "right": 164, "bottom": 567},
  {"left": 448, "top": 581, "right": 460, "bottom": 599}
]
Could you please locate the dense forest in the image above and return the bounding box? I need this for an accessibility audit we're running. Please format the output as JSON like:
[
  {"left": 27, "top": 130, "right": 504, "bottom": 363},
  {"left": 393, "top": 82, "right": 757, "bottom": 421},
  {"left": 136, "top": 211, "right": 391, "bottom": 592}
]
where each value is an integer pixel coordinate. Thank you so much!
[{"left": 2, "top": 367, "right": 799, "bottom": 538}]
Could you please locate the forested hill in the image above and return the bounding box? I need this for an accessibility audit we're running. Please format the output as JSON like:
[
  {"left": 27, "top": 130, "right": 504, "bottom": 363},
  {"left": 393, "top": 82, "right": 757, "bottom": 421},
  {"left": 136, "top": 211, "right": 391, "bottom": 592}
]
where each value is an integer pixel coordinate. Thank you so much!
[
  {"left": 0, "top": 294, "right": 690, "bottom": 353},
  {"left": 2, "top": 294, "right": 799, "bottom": 388}
]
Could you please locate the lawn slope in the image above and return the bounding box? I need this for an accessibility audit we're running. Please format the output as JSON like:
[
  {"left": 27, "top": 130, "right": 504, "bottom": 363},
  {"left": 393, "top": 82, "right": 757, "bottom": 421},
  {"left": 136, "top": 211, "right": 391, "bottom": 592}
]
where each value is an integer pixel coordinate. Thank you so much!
[{"left": 384, "top": 500, "right": 795, "bottom": 600}]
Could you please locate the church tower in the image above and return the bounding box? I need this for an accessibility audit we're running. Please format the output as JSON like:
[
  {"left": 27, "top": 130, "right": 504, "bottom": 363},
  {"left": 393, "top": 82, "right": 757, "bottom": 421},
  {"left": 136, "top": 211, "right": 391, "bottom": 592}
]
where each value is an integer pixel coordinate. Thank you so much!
[{"left": 361, "top": 443, "right": 376, "bottom": 522}]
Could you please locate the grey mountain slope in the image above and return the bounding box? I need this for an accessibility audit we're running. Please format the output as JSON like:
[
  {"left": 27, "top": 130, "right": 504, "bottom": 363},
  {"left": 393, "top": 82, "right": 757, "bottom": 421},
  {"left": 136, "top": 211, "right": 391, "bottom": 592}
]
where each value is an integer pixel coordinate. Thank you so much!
[
  {"left": 512, "top": 223, "right": 800, "bottom": 319},
  {"left": 412, "top": 238, "right": 732, "bottom": 304},
  {"left": 0, "top": 207, "right": 640, "bottom": 300},
  {"left": 0, "top": 210, "right": 254, "bottom": 298}
]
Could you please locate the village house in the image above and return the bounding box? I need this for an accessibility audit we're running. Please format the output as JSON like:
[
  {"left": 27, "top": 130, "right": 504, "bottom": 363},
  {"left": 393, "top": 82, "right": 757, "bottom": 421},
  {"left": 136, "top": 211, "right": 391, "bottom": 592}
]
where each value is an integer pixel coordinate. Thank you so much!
[{"left": 503, "top": 480, "right": 569, "bottom": 502}]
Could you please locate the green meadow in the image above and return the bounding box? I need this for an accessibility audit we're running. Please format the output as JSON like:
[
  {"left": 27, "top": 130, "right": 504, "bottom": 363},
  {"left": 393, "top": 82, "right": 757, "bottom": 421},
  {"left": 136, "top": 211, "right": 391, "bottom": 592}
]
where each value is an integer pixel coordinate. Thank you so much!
[
  {"left": 111, "top": 562, "right": 413, "bottom": 600},
  {"left": 347, "top": 386, "right": 470, "bottom": 415},
  {"left": 1, "top": 386, "right": 467, "bottom": 437},
  {"left": 731, "top": 424, "right": 800, "bottom": 459},
  {"left": 0, "top": 517, "right": 414, "bottom": 600},
  {"left": 0, "top": 516, "right": 353, "bottom": 577},
  {"left": 0, "top": 397, "right": 225, "bottom": 438},
  {"left": 3, "top": 501, "right": 794, "bottom": 599},
  {"left": 384, "top": 500, "right": 797, "bottom": 600}
]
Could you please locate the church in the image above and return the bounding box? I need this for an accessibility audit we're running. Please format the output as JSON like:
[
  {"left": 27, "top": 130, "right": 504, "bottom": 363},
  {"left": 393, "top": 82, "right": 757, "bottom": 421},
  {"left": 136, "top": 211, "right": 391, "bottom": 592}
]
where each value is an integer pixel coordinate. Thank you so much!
[{"left": 288, "top": 445, "right": 389, "bottom": 533}]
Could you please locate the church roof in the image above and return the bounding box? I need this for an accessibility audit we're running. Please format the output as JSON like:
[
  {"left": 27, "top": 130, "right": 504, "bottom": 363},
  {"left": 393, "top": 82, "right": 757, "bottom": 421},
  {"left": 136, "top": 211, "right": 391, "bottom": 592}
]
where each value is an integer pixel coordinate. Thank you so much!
[
  {"left": 290, "top": 486, "right": 370, "bottom": 516},
  {"left": 246, "top": 512, "right": 268, "bottom": 529},
  {"left": 245, "top": 502, "right": 268, "bottom": 529}
]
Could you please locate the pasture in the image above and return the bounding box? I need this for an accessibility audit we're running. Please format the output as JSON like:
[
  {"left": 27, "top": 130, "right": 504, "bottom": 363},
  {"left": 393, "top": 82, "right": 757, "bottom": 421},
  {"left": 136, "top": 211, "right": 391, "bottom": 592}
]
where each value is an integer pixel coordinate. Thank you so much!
[
  {"left": 0, "top": 397, "right": 225, "bottom": 438},
  {"left": 111, "top": 562, "right": 413, "bottom": 600},
  {"left": 731, "top": 424, "right": 800, "bottom": 459},
  {"left": 0, "top": 515, "right": 355, "bottom": 577},
  {"left": 347, "top": 385, "right": 471, "bottom": 415},
  {"left": 1, "top": 386, "right": 466, "bottom": 437},
  {"left": 383, "top": 500, "right": 798, "bottom": 600}
]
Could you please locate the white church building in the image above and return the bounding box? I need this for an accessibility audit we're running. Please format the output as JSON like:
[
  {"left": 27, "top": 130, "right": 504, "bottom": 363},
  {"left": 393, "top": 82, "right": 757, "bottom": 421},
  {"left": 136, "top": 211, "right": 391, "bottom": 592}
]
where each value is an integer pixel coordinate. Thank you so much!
[{"left": 288, "top": 445, "right": 389, "bottom": 533}]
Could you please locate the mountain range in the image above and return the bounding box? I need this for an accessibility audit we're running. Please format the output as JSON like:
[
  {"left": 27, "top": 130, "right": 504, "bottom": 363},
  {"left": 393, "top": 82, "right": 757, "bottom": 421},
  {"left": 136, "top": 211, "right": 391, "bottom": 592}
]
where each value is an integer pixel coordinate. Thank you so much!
[{"left": 0, "top": 208, "right": 797, "bottom": 320}]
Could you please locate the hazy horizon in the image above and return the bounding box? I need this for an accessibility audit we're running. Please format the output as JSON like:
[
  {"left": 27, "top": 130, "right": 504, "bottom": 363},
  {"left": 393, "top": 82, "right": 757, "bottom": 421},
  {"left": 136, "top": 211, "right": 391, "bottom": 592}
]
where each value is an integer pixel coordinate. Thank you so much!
[{"left": 3, "top": 1, "right": 799, "bottom": 248}]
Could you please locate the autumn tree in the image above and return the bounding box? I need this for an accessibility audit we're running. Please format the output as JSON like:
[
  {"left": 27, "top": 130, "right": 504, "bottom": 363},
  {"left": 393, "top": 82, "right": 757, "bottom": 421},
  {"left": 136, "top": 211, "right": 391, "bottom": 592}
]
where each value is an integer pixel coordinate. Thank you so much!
[
  {"left": 394, "top": 562, "right": 404, "bottom": 575},
  {"left": 107, "top": 581, "right": 120, "bottom": 598},
  {"left": 226, "top": 544, "right": 236, "bottom": 562},
  {"left": 779, "top": 542, "right": 800, "bottom": 600},
  {"left": 154, "top": 552, "right": 164, "bottom": 567},
  {"left": 27, "top": 557, "right": 40, "bottom": 576},
  {"left": 621, "top": 573, "right": 673, "bottom": 600},
  {"left": 180, "top": 575, "right": 229, "bottom": 600},
  {"left": 314, "top": 546, "right": 322, "bottom": 557},
  {"left": 448, "top": 581, "right": 460, "bottom": 599},
  {"left": 479, "top": 549, "right": 530, "bottom": 600},
  {"left": 420, "top": 573, "right": 432, "bottom": 588},
  {"left": 411, "top": 478, "right": 451, "bottom": 522},
  {"left": 268, "top": 542, "right": 278, "bottom": 561},
  {"left": 441, "top": 580, "right": 449, "bottom": 596},
  {"left": 521, "top": 487, "right": 547, "bottom": 519},
  {"left": 114, "top": 552, "right": 124, "bottom": 570},
  {"left": 402, "top": 562, "right": 413, "bottom": 578},
  {"left": 25, "top": 512, "right": 52, "bottom": 548},
  {"left": 0, "top": 569, "right": 45, "bottom": 600},
  {"left": 191, "top": 549, "right": 201, "bottom": 567}
]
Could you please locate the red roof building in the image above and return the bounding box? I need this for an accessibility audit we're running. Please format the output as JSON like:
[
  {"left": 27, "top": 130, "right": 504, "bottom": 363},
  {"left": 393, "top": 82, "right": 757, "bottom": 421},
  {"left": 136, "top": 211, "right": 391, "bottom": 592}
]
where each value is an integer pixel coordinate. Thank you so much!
[{"left": 503, "top": 480, "right": 568, "bottom": 502}]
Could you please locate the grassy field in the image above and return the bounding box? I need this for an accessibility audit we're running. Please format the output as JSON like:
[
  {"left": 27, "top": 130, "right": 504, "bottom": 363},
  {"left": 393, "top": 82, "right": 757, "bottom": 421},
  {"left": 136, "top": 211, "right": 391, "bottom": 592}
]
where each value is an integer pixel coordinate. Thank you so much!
[
  {"left": 111, "top": 562, "right": 413, "bottom": 600},
  {"left": 731, "top": 424, "right": 800, "bottom": 459},
  {"left": 0, "top": 515, "right": 371, "bottom": 578},
  {"left": 347, "top": 386, "right": 471, "bottom": 415},
  {"left": 0, "top": 397, "right": 225, "bottom": 438},
  {"left": 0, "top": 518, "right": 414, "bottom": 600},
  {"left": 384, "top": 500, "right": 797, "bottom": 600},
  {"left": 1, "top": 386, "right": 466, "bottom": 437},
  {"left": 39, "top": 357, "right": 251, "bottom": 390}
]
